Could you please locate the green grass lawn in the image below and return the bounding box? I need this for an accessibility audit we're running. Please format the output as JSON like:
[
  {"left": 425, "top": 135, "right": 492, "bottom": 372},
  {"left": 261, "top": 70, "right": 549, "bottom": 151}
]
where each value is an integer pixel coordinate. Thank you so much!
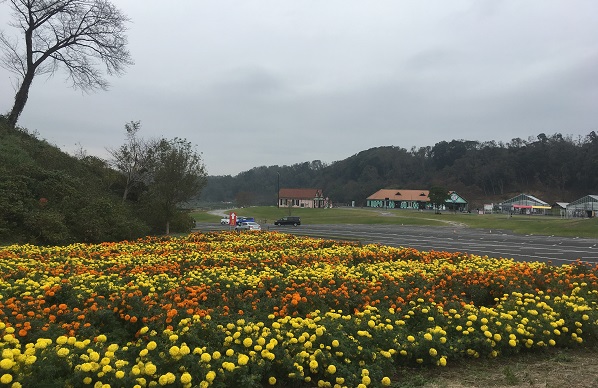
[{"left": 190, "top": 206, "right": 598, "bottom": 238}]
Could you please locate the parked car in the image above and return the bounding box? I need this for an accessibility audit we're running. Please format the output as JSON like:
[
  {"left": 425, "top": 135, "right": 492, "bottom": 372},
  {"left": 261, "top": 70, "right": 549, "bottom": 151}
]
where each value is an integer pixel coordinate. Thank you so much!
[
  {"left": 274, "top": 216, "right": 301, "bottom": 226},
  {"left": 220, "top": 217, "right": 230, "bottom": 225},
  {"left": 236, "top": 216, "right": 254, "bottom": 224},
  {"left": 235, "top": 221, "right": 261, "bottom": 231}
]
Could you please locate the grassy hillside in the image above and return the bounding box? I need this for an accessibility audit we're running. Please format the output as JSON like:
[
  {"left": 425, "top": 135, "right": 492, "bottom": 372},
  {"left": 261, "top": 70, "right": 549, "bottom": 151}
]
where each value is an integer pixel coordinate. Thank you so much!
[{"left": 0, "top": 117, "right": 148, "bottom": 245}]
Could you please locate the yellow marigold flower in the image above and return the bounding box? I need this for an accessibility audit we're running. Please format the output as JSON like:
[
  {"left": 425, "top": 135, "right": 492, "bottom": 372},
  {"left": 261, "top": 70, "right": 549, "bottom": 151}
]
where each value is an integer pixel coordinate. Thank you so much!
[
  {"left": 429, "top": 348, "right": 438, "bottom": 357},
  {"left": 381, "top": 376, "right": 391, "bottom": 386},
  {"left": 159, "top": 374, "right": 170, "bottom": 386},
  {"left": 212, "top": 351, "right": 221, "bottom": 360},
  {"left": 200, "top": 353, "right": 211, "bottom": 363},
  {"left": 169, "top": 346, "right": 180, "bottom": 357},
  {"left": 115, "top": 371, "right": 125, "bottom": 379},
  {"left": 509, "top": 339, "right": 517, "bottom": 347},
  {"left": 205, "top": 371, "right": 216, "bottom": 382},
  {"left": 144, "top": 362, "right": 157, "bottom": 375},
  {"left": 268, "top": 376, "right": 276, "bottom": 385},
  {"left": 327, "top": 364, "right": 336, "bottom": 374},
  {"left": 89, "top": 352, "right": 100, "bottom": 362},
  {"left": 24, "top": 356, "right": 36, "bottom": 365},
  {"left": 238, "top": 354, "right": 249, "bottom": 366},
  {"left": 331, "top": 340, "right": 340, "bottom": 347},
  {"left": 439, "top": 357, "right": 447, "bottom": 366},
  {"left": 96, "top": 334, "right": 107, "bottom": 343},
  {"left": 362, "top": 375, "right": 371, "bottom": 385},
  {"left": 0, "top": 374, "right": 12, "bottom": 384},
  {"left": 424, "top": 333, "right": 433, "bottom": 341},
  {"left": 107, "top": 344, "right": 119, "bottom": 352},
  {"left": 180, "top": 372, "right": 192, "bottom": 384},
  {"left": 83, "top": 377, "right": 92, "bottom": 385},
  {"left": 222, "top": 362, "right": 235, "bottom": 372},
  {"left": 56, "top": 336, "right": 68, "bottom": 345},
  {"left": 56, "top": 348, "right": 70, "bottom": 357},
  {"left": 146, "top": 341, "right": 157, "bottom": 351},
  {"left": 243, "top": 338, "right": 253, "bottom": 348},
  {"left": 309, "top": 360, "right": 318, "bottom": 370},
  {"left": 0, "top": 359, "right": 14, "bottom": 370},
  {"left": 407, "top": 335, "right": 415, "bottom": 342},
  {"left": 225, "top": 349, "right": 234, "bottom": 357}
]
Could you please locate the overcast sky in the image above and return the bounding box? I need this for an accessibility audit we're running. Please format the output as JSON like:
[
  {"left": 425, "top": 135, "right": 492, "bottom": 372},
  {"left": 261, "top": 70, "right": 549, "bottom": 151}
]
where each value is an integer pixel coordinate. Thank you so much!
[{"left": 1, "top": 1, "right": 597, "bottom": 176}]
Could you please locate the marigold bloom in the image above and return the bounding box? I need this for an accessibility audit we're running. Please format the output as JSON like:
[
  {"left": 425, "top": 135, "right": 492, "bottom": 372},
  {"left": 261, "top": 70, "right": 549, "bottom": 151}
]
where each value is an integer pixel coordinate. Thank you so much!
[
  {"left": 0, "top": 359, "right": 15, "bottom": 370},
  {"left": 205, "top": 371, "right": 216, "bottom": 382},
  {"left": 1, "top": 374, "right": 13, "bottom": 384},
  {"left": 238, "top": 354, "right": 249, "bottom": 366}
]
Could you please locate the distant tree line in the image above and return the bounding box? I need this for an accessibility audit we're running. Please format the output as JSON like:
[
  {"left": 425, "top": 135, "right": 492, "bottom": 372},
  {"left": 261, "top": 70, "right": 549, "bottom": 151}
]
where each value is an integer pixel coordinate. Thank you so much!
[{"left": 200, "top": 132, "right": 598, "bottom": 209}]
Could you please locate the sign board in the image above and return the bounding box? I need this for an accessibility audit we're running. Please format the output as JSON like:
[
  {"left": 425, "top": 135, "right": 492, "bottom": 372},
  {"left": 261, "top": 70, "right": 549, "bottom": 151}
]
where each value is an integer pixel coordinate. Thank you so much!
[{"left": 229, "top": 212, "right": 237, "bottom": 226}]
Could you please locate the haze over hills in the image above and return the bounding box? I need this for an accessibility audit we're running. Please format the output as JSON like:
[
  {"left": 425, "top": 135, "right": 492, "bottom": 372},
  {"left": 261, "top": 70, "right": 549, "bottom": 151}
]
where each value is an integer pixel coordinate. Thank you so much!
[{"left": 199, "top": 132, "right": 598, "bottom": 209}]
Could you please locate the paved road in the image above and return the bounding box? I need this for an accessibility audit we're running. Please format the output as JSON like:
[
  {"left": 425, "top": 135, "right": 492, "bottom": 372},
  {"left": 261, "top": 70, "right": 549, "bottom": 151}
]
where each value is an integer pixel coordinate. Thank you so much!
[{"left": 193, "top": 223, "right": 598, "bottom": 266}]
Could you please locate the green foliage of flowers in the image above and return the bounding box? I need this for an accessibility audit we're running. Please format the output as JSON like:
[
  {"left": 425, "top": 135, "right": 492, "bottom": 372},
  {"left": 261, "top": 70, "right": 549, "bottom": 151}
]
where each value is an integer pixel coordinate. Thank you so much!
[{"left": 0, "top": 232, "right": 597, "bottom": 387}]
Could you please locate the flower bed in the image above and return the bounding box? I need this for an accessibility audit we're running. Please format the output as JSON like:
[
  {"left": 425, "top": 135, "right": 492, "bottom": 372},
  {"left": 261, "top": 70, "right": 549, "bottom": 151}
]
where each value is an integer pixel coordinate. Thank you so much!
[{"left": 0, "top": 232, "right": 596, "bottom": 387}]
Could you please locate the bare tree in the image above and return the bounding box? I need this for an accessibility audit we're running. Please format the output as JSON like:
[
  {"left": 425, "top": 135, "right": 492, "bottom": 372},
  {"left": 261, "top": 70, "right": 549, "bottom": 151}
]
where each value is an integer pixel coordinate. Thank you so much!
[
  {"left": 107, "top": 121, "right": 148, "bottom": 202},
  {"left": 1, "top": 0, "right": 133, "bottom": 128}
]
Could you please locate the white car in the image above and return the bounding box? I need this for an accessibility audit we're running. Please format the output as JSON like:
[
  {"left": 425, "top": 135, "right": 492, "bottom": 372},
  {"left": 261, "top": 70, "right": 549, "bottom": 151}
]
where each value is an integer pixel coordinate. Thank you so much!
[
  {"left": 220, "top": 217, "right": 230, "bottom": 225},
  {"left": 234, "top": 221, "right": 261, "bottom": 231}
]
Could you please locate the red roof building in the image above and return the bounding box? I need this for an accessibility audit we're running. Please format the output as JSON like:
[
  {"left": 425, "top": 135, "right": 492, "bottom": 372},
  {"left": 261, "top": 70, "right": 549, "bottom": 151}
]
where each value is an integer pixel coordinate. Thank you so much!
[
  {"left": 278, "top": 188, "right": 329, "bottom": 208},
  {"left": 366, "top": 189, "right": 430, "bottom": 209}
]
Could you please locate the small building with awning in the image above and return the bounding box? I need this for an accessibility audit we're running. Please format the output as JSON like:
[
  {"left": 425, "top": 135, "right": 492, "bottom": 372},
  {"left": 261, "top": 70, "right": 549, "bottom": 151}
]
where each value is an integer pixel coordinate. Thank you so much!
[
  {"left": 551, "top": 202, "right": 569, "bottom": 217},
  {"left": 566, "top": 195, "right": 598, "bottom": 218},
  {"left": 278, "top": 188, "right": 329, "bottom": 208},
  {"left": 366, "top": 189, "right": 468, "bottom": 211},
  {"left": 366, "top": 189, "right": 430, "bottom": 209},
  {"left": 446, "top": 191, "right": 469, "bottom": 212},
  {"left": 498, "top": 193, "right": 551, "bottom": 215}
]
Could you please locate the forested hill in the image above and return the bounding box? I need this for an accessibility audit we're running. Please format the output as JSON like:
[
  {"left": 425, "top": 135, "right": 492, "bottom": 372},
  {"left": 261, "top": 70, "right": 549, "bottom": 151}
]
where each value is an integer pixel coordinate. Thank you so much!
[{"left": 200, "top": 132, "right": 598, "bottom": 208}]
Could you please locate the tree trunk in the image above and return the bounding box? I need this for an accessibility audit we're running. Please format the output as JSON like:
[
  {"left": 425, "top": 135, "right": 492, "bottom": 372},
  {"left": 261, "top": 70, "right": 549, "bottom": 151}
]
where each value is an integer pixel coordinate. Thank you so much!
[
  {"left": 122, "top": 186, "right": 129, "bottom": 203},
  {"left": 7, "top": 71, "right": 35, "bottom": 128}
]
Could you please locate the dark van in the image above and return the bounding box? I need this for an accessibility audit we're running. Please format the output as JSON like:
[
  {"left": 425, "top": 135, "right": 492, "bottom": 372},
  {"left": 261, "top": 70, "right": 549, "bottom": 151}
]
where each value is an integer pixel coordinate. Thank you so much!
[{"left": 274, "top": 216, "right": 301, "bottom": 226}]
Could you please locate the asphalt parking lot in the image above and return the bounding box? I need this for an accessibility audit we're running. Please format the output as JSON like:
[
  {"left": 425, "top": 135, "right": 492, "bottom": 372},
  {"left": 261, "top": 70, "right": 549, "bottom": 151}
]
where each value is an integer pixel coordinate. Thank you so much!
[{"left": 194, "top": 222, "right": 598, "bottom": 266}]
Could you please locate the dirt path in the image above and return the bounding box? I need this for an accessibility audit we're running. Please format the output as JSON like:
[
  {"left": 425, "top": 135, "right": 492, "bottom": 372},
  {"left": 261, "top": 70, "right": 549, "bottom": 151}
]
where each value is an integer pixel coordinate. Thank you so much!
[{"left": 375, "top": 210, "right": 468, "bottom": 228}]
